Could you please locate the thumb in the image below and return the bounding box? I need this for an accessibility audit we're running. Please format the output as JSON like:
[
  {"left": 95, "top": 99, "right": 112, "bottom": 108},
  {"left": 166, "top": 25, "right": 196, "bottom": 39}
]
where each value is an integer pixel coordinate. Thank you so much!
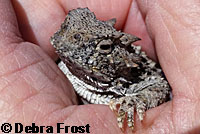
[
  {"left": 137, "top": 0, "right": 200, "bottom": 133},
  {"left": 137, "top": 0, "right": 200, "bottom": 101},
  {"left": 0, "top": 0, "right": 22, "bottom": 56}
]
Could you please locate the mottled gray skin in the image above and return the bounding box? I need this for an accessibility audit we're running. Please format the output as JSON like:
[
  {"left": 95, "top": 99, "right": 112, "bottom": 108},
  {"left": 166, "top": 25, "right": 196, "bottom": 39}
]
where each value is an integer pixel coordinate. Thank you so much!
[{"left": 50, "top": 7, "right": 171, "bottom": 131}]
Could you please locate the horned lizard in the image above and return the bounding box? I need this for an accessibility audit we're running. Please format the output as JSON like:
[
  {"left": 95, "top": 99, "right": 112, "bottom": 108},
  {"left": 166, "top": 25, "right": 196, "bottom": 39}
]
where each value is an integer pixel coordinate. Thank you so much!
[{"left": 50, "top": 7, "right": 171, "bottom": 131}]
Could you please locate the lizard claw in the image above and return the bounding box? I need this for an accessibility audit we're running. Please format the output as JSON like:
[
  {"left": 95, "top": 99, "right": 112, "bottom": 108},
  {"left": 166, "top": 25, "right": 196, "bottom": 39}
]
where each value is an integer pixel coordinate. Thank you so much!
[{"left": 109, "top": 96, "right": 146, "bottom": 131}]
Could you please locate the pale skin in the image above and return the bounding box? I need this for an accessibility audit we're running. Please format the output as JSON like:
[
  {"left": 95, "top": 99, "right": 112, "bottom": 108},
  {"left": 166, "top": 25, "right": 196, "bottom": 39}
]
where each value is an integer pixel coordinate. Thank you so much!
[{"left": 0, "top": 0, "right": 200, "bottom": 133}]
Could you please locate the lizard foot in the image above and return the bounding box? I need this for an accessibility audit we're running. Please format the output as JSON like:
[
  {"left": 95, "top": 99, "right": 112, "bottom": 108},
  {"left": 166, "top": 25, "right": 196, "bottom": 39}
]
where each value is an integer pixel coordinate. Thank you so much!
[{"left": 109, "top": 96, "right": 146, "bottom": 131}]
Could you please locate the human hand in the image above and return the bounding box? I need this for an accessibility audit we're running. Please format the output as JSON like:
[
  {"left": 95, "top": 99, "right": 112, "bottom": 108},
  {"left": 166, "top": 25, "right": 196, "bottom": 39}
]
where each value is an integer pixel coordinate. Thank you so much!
[{"left": 0, "top": 0, "right": 200, "bottom": 134}]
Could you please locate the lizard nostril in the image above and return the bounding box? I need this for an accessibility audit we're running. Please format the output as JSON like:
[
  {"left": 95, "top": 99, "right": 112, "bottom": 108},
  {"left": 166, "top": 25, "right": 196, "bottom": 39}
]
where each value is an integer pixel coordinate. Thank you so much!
[{"left": 73, "top": 33, "right": 81, "bottom": 40}]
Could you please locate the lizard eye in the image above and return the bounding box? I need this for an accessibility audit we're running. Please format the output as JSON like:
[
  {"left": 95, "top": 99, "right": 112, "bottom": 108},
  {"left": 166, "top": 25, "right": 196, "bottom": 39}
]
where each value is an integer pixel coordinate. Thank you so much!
[
  {"left": 100, "top": 44, "right": 111, "bottom": 50},
  {"left": 97, "top": 39, "right": 113, "bottom": 54}
]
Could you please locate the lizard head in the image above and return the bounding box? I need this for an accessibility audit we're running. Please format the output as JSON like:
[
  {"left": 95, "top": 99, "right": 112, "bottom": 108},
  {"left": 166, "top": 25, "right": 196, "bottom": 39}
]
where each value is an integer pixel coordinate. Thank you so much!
[{"left": 50, "top": 7, "right": 142, "bottom": 88}]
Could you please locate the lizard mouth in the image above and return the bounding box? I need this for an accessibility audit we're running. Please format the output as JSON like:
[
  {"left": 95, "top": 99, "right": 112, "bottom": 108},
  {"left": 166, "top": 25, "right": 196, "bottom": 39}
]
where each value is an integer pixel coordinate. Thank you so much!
[
  {"left": 84, "top": 75, "right": 110, "bottom": 88},
  {"left": 58, "top": 61, "right": 124, "bottom": 95}
]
